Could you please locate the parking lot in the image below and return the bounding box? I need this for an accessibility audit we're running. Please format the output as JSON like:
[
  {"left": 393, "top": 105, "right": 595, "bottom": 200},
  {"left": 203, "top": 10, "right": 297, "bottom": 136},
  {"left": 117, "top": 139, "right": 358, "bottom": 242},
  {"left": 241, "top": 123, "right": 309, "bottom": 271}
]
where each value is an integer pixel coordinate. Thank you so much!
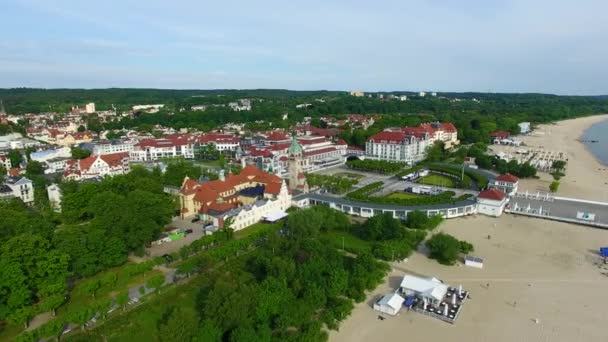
[{"left": 146, "top": 217, "right": 207, "bottom": 257}]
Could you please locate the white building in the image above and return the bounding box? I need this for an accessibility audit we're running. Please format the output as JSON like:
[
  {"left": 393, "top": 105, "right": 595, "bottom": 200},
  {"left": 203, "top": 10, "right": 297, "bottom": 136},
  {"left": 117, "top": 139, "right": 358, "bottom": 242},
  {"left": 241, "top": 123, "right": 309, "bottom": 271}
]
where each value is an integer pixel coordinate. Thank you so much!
[
  {"left": 63, "top": 152, "right": 130, "bottom": 181},
  {"left": 222, "top": 183, "right": 291, "bottom": 231},
  {"left": 43, "top": 157, "right": 72, "bottom": 174},
  {"left": 476, "top": 189, "right": 507, "bottom": 217},
  {"left": 399, "top": 95, "right": 408, "bottom": 101},
  {"left": 399, "top": 275, "right": 448, "bottom": 306},
  {"left": 419, "top": 91, "right": 426, "bottom": 97},
  {"left": 85, "top": 103, "right": 96, "bottom": 114},
  {"left": 365, "top": 131, "right": 430, "bottom": 164},
  {"left": 464, "top": 255, "right": 484, "bottom": 269},
  {"left": 130, "top": 137, "right": 194, "bottom": 161},
  {"left": 489, "top": 173, "right": 519, "bottom": 196},
  {"left": 132, "top": 104, "right": 165, "bottom": 112},
  {"left": 92, "top": 139, "right": 135, "bottom": 156},
  {"left": 3, "top": 176, "right": 34, "bottom": 204},
  {"left": 518, "top": 122, "right": 531, "bottom": 134},
  {"left": 373, "top": 293, "right": 405, "bottom": 316},
  {"left": 47, "top": 184, "right": 62, "bottom": 211},
  {"left": 198, "top": 133, "right": 240, "bottom": 152}
]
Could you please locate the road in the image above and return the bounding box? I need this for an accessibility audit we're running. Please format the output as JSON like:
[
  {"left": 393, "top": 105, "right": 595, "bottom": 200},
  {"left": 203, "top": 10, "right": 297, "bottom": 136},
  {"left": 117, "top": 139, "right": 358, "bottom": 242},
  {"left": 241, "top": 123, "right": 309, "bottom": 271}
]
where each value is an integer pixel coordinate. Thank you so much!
[{"left": 146, "top": 218, "right": 207, "bottom": 257}]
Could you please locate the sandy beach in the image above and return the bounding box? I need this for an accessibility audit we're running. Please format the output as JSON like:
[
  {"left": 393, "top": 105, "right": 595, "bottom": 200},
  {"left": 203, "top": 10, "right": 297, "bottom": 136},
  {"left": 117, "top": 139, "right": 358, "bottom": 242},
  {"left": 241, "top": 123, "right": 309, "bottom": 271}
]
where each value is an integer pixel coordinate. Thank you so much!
[
  {"left": 498, "top": 114, "right": 608, "bottom": 201},
  {"left": 332, "top": 116, "right": 608, "bottom": 342},
  {"left": 331, "top": 215, "right": 608, "bottom": 342}
]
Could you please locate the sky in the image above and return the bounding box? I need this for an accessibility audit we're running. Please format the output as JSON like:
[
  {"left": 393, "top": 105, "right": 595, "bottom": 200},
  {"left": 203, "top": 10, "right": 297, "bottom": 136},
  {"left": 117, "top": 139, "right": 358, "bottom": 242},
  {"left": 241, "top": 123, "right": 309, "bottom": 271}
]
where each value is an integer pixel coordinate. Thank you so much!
[{"left": 1, "top": 0, "right": 607, "bottom": 95}]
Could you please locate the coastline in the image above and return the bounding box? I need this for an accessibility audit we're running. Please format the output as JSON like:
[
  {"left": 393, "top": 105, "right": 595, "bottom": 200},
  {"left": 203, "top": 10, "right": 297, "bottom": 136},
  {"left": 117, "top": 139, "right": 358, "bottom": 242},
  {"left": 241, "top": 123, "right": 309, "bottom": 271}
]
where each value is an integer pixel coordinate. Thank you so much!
[
  {"left": 579, "top": 118, "right": 608, "bottom": 167},
  {"left": 517, "top": 114, "right": 608, "bottom": 201},
  {"left": 331, "top": 114, "right": 608, "bottom": 342}
]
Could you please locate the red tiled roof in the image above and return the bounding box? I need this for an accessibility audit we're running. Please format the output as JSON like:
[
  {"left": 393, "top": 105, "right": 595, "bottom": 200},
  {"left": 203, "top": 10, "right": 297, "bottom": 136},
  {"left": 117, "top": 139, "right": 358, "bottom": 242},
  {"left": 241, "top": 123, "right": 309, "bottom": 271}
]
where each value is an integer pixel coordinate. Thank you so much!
[
  {"left": 78, "top": 156, "right": 97, "bottom": 171},
  {"left": 265, "top": 182, "right": 281, "bottom": 195},
  {"left": 490, "top": 131, "right": 510, "bottom": 139},
  {"left": 199, "top": 133, "right": 240, "bottom": 144},
  {"left": 303, "top": 147, "right": 336, "bottom": 157},
  {"left": 137, "top": 137, "right": 189, "bottom": 148},
  {"left": 99, "top": 152, "right": 129, "bottom": 167},
  {"left": 297, "top": 137, "right": 327, "bottom": 145},
  {"left": 336, "top": 139, "right": 347, "bottom": 145},
  {"left": 265, "top": 131, "right": 290, "bottom": 141},
  {"left": 441, "top": 122, "right": 457, "bottom": 133},
  {"left": 367, "top": 131, "right": 408, "bottom": 143},
  {"left": 496, "top": 173, "right": 519, "bottom": 183},
  {"left": 478, "top": 189, "right": 506, "bottom": 201}
]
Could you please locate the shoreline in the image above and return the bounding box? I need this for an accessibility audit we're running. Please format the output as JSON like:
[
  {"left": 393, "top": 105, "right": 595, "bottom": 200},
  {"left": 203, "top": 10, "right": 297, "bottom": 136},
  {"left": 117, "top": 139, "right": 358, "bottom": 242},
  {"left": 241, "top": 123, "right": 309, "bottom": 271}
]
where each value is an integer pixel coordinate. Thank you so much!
[
  {"left": 516, "top": 114, "right": 608, "bottom": 201},
  {"left": 578, "top": 117, "right": 608, "bottom": 167}
]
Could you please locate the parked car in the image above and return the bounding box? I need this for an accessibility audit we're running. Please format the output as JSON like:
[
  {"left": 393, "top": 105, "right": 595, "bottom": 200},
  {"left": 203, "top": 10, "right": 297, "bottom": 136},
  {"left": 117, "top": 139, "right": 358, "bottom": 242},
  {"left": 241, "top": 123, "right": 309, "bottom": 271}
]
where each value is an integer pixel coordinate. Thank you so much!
[
  {"left": 185, "top": 229, "right": 193, "bottom": 234},
  {"left": 191, "top": 217, "right": 200, "bottom": 223}
]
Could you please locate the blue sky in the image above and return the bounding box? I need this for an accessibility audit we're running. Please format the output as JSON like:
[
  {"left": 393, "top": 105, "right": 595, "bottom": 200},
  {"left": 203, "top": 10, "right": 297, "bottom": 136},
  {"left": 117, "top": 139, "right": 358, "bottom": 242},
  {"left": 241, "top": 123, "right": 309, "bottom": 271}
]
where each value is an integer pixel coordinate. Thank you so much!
[{"left": 1, "top": 0, "right": 607, "bottom": 94}]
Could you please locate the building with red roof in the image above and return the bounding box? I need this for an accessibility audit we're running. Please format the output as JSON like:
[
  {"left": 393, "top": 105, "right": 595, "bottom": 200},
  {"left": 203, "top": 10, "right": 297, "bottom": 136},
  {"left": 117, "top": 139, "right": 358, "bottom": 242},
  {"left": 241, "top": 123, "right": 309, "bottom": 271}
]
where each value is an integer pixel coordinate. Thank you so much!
[
  {"left": 477, "top": 188, "right": 508, "bottom": 217},
  {"left": 63, "top": 152, "right": 130, "bottom": 181},
  {"left": 198, "top": 133, "right": 240, "bottom": 152},
  {"left": 131, "top": 137, "right": 195, "bottom": 161},
  {"left": 178, "top": 165, "right": 291, "bottom": 230},
  {"left": 365, "top": 130, "right": 431, "bottom": 164},
  {"left": 490, "top": 173, "right": 519, "bottom": 195}
]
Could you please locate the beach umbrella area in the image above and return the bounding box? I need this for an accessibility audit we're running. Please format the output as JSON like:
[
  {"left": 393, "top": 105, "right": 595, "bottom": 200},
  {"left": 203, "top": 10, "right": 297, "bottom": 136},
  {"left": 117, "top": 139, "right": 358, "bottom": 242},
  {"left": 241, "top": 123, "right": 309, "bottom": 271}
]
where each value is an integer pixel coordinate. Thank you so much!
[{"left": 406, "top": 286, "right": 470, "bottom": 324}]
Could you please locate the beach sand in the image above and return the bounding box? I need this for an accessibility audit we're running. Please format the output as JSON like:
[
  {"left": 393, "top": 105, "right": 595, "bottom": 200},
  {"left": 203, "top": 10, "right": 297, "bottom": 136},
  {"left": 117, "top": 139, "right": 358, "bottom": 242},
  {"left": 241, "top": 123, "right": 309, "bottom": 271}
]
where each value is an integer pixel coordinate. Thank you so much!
[
  {"left": 508, "top": 114, "right": 608, "bottom": 201},
  {"left": 330, "top": 215, "right": 608, "bottom": 342}
]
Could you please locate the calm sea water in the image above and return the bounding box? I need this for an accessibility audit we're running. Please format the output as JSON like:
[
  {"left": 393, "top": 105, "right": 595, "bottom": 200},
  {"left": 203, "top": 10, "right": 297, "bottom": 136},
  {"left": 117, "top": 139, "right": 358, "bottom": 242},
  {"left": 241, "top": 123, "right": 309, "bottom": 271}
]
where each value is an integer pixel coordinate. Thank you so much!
[{"left": 582, "top": 119, "right": 608, "bottom": 166}]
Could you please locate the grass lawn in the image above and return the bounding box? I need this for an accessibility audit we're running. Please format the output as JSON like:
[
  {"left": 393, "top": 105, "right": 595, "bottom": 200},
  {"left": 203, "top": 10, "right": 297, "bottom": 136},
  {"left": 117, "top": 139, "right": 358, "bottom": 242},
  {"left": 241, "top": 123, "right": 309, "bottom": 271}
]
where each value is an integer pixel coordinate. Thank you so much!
[
  {"left": 334, "top": 172, "right": 365, "bottom": 180},
  {"left": 417, "top": 174, "right": 457, "bottom": 187},
  {"left": 66, "top": 273, "right": 207, "bottom": 342},
  {"left": 57, "top": 266, "right": 164, "bottom": 317},
  {"left": 2, "top": 263, "right": 165, "bottom": 342},
  {"left": 321, "top": 231, "right": 371, "bottom": 254},
  {"left": 234, "top": 221, "right": 283, "bottom": 239},
  {"left": 196, "top": 160, "right": 222, "bottom": 168},
  {"left": 384, "top": 192, "right": 424, "bottom": 200}
]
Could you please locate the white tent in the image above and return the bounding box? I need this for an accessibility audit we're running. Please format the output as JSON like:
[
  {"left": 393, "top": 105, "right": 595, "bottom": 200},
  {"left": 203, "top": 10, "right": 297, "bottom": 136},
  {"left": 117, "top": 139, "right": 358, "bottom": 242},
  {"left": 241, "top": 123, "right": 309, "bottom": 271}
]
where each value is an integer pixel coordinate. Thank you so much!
[
  {"left": 263, "top": 210, "right": 288, "bottom": 222},
  {"left": 399, "top": 275, "right": 448, "bottom": 304},
  {"left": 373, "top": 293, "right": 405, "bottom": 316}
]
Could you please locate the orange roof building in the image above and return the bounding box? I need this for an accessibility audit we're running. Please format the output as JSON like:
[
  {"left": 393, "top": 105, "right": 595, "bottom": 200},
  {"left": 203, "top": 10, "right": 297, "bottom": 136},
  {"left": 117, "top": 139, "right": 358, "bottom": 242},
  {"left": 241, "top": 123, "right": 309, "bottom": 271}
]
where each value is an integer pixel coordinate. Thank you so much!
[{"left": 178, "top": 165, "right": 291, "bottom": 230}]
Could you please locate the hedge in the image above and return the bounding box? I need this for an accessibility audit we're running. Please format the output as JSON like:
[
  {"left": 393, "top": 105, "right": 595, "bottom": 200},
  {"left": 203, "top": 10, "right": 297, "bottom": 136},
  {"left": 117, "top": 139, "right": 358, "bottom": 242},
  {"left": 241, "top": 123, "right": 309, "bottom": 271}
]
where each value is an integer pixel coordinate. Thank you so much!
[{"left": 346, "top": 159, "right": 406, "bottom": 174}]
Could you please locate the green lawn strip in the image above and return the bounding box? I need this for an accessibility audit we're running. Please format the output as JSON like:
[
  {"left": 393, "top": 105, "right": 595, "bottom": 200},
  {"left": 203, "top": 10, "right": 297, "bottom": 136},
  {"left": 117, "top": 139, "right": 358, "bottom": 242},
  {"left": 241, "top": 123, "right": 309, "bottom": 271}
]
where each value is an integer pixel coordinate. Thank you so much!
[
  {"left": 233, "top": 221, "right": 283, "bottom": 239},
  {"left": 417, "top": 174, "right": 457, "bottom": 187},
  {"left": 57, "top": 267, "right": 164, "bottom": 316},
  {"left": 321, "top": 231, "right": 372, "bottom": 254},
  {"left": 65, "top": 269, "right": 212, "bottom": 342},
  {"left": 384, "top": 192, "right": 424, "bottom": 200}
]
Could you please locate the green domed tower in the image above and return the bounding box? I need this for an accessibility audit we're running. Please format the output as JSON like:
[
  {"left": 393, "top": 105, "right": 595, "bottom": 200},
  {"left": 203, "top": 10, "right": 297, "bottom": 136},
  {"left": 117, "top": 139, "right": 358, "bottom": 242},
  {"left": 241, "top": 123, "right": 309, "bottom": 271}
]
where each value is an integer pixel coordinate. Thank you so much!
[{"left": 288, "top": 136, "right": 304, "bottom": 191}]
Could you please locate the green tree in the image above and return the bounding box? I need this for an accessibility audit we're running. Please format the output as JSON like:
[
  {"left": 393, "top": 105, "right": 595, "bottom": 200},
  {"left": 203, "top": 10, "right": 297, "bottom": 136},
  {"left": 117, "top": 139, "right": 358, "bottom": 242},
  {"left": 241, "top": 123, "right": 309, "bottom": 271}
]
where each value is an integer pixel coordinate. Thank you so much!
[
  {"left": 8, "top": 150, "right": 22, "bottom": 168},
  {"left": 25, "top": 160, "right": 44, "bottom": 175},
  {"left": 157, "top": 307, "right": 198, "bottom": 342},
  {"left": 146, "top": 274, "right": 165, "bottom": 294},
  {"left": 552, "top": 160, "right": 567, "bottom": 172},
  {"left": 426, "top": 233, "right": 462, "bottom": 265},
  {"left": 70, "top": 146, "right": 91, "bottom": 159},
  {"left": 549, "top": 181, "right": 560, "bottom": 193}
]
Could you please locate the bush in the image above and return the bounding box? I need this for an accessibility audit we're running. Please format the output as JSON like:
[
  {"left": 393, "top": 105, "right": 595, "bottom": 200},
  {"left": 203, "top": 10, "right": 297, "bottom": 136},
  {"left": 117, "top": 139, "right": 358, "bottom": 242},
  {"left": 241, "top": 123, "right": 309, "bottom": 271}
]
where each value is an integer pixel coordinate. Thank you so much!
[
  {"left": 549, "top": 181, "right": 560, "bottom": 193},
  {"left": 406, "top": 211, "right": 443, "bottom": 230},
  {"left": 459, "top": 240, "right": 474, "bottom": 254},
  {"left": 426, "top": 233, "right": 461, "bottom": 265},
  {"left": 346, "top": 159, "right": 405, "bottom": 174}
]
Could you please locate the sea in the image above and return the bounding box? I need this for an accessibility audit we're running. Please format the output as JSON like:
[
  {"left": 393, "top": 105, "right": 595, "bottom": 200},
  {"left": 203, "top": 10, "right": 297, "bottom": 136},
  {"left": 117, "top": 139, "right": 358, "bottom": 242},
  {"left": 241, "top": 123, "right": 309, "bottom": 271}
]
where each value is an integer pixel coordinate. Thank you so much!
[{"left": 581, "top": 119, "right": 608, "bottom": 166}]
